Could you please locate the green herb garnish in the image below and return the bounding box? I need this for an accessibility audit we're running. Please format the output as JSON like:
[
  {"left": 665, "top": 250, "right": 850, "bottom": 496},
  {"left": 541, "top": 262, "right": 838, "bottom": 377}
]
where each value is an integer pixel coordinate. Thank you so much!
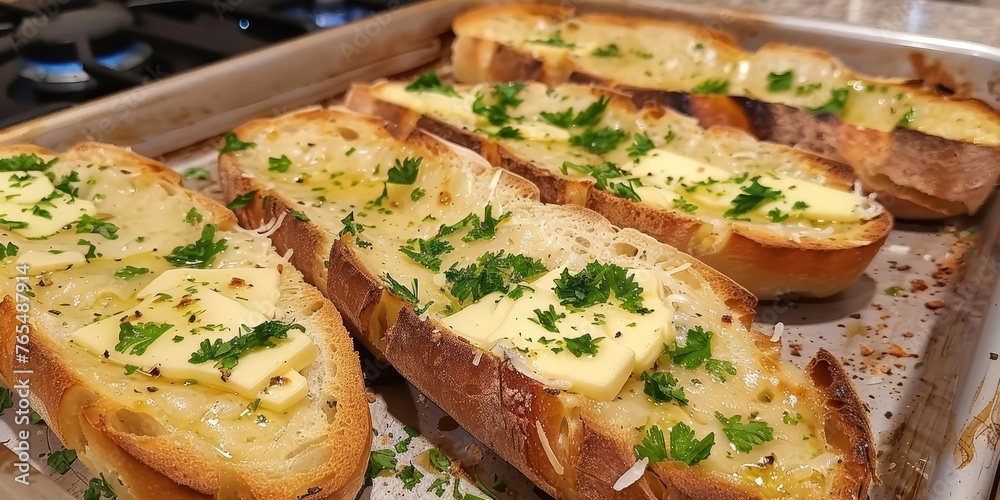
[
  {"left": 640, "top": 371, "right": 688, "bottom": 404},
  {"left": 75, "top": 214, "right": 119, "bottom": 240},
  {"left": 268, "top": 155, "right": 292, "bottom": 172},
  {"left": 691, "top": 79, "right": 730, "bottom": 95},
  {"left": 114, "top": 265, "right": 149, "bottom": 280},
  {"left": 405, "top": 72, "right": 460, "bottom": 97},
  {"left": 219, "top": 132, "right": 256, "bottom": 153},
  {"left": 715, "top": 412, "right": 775, "bottom": 453},
  {"left": 47, "top": 448, "right": 77, "bottom": 474},
  {"left": 766, "top": 71, "right": 793, "bottom": 92},
  {"left": 188, "top": 320, "right": 303, "bottom": 372},
  {"left": 115, "top": 322, "right": 173, "bottom": 356},
  {"left": 226, "top": 190, "right": 257, "bottom": 209},
  {"left": 165, "top": 224, "right": 228, "bottom": 268}
]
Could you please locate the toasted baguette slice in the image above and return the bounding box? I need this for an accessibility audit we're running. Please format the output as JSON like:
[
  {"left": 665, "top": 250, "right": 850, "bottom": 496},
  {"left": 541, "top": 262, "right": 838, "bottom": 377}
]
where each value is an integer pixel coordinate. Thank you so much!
[
  {"left": 218, "top": 107, "right": 875, "bottom": 499},
  {"left": 0, "top": 144, "right": 369, "bottom": 499},
  {"left": 450, "top": 4, "right": 1000, "bottom": 219},
  {"left": 346, "top": 79, "right": 892, "bottom": 299}
]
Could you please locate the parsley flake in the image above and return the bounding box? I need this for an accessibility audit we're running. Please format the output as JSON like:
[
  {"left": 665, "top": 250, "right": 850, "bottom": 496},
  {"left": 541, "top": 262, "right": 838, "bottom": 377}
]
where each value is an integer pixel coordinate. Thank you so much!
[
  {"left": 387, "top": 157, "right": 422, "bottom": 185},
  {"left": 691, "top": 79, "right": 730, "bottom": 95},
  {"left": 219, "top": 132, "right": 256, "bottom": 153},
  {"left": 165, "top": 224, "right": 228, "bottom": 268},
  {"left": 184, "top": 207, "right": 203, "bottom": 225},
  {"left": 808, "top": 87, "right": 849, "bottom": 116},
  {"left": 84, "top": 473, "right": 117, "bottom": 500},
  {"left": 444, "top": 251, "right": 547, "bottom": 304},
  {"left": 75, "top": 214, "right": 119, "bottom": 240},
  {"left": 668, "top": 326, "right": 713, "bottom": 369},
  {"left": 724, "top": 176, "right": 782, "bottom": 219},
  {"left": 715, "top": 412, "right": 774, "bottom": 453},
  {"left": 47, "top": 448, "right": 77, "bottom": 474},
  {"left": 766, "top": 70, "right": 794, "bottom": 92},
  {"left": 563, "top": 333, "right": 602, "bottom": 357},
  {"left": 528, "top": 305, "right": 565, "bottom": 333},
  {"left": 527, "top": 31, "right": 575, "bottom": 48},
  {"left": 188, "top": 321, "right": 303, "bottom": 372},
  {"left": 268, "top": 155, "right": 292, "bottom": 172},
  {"left": 640, "top": 371, "right": 688, "bottom": 404},
  {"left": 114, "top": 265, "right": 149, "bottom": 280},
  {"left": 670, "top": 422, "right": 715, "bottom": 466},
  {"left": 627, "top": 133, "right": 655, "bottom": 160},
  {"left": 569, "top": 126, "right": 627, "bottom": 154},
  {"left": 226, "top": 190, "right": 257, "bottom": 209},
  {"left": 405, "top": 72, "right": 459, "bottom": 97},
  {"left": 591, "top": 43, "right": 621, "bottom": 57},
  {"left": 115, "top": 322, "right": 172, "bottom": 356}
]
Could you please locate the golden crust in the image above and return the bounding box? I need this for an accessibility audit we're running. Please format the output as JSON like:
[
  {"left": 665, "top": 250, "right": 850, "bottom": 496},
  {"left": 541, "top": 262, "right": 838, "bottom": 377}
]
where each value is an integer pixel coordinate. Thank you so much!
[
  {"left": 450, "top": 4, "right": 1000, "bottom": 219},
  {"left": 0, "top": 143, "right": 370, "bottom": 499},
  {"left": 347, "top": 82, "right": 892, "bottom": 299},
  {"left": 217, "top": 106, "right": 876, "bottom": 499}
]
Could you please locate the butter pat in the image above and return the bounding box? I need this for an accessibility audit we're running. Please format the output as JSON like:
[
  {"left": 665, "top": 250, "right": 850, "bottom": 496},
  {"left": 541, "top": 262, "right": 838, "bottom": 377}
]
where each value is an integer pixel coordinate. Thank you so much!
[
  {"left": 16, "top": 250, "right": 86, "bottom": 273},
  {"left": 139, "top": 268, "right": 281, "bottom": 317},
  {"left": 445, "top": 266, "right": 674, "bottom": 401},
  {"left": 72, "top": 269, "right": 315, "bottom": 411}
]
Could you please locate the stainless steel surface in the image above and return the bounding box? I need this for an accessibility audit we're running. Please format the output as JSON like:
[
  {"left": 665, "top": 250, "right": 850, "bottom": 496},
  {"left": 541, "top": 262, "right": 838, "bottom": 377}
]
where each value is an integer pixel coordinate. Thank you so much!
[{"left": 2, "top": 0, "right": 1000, "bottom": 498}]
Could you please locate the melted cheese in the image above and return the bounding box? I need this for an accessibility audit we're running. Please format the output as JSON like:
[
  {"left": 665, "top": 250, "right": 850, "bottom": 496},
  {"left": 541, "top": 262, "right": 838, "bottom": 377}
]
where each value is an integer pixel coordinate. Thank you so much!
[
  {"left": 373, "top": 82, "right": 874, "bottom": 230},
  {"left": 0, "top": 156, "right": 321, "bottom": 463},
  {"left": 232, "top": 110, "right": 840, "bottom": 496},
  {"left": 456, "top": 12, "right": 1000, "bottom": 145}
]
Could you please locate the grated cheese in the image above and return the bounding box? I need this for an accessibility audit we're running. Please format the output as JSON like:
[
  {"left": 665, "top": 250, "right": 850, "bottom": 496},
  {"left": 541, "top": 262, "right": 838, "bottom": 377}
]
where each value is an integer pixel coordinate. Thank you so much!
[{"left": 535, "top": 420, "right": 565, "bottom": 475}]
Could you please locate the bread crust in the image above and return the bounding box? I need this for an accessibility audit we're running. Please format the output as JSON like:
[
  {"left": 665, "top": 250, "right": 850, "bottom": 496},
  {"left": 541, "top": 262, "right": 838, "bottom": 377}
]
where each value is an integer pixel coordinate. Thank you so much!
[
  {"left": 0, "top": 143, "right": 370, "bottom": 499},
  {"left": 347, "top": 82, "right": 893, "bottom": 299},
  {"left": 218, "top": 107, "right": 876, "bottom": 499},
  {"left": 450, "top": 4, "right": 1000, "bottom": 219}
]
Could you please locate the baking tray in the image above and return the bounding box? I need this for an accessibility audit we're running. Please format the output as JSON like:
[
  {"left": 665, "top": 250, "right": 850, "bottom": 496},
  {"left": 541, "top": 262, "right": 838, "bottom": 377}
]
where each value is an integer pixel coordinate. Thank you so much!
[{"left": 2, "top": 0, "right": 1000, "bottom": 498}]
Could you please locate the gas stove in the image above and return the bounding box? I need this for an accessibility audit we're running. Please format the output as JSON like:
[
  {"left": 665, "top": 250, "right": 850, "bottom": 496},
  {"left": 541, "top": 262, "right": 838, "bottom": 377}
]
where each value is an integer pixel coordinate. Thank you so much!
[{"left": 0, "top": 0, "right": 396, "bottom": 128}]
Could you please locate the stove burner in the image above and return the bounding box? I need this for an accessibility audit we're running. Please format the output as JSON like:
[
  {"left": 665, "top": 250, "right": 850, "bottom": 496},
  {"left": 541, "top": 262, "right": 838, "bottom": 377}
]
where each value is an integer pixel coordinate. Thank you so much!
[
  {"left": 20, "top": 42, "right": 153, "bottom": 89},
  {"left": 282, "top": 1, "right": 376, "bottom": 29}
]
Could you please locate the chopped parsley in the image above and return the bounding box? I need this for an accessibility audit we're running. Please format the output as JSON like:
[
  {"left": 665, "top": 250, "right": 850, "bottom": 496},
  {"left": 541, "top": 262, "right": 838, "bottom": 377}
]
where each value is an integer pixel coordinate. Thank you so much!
[
  {"left": 114, "top": 265, "right": 149, "bottom": 280},
  {"left": 489, "top": 126, "right": 523, "bottom": 140},
  {"left": 411, "top": 187, "right": 426, "bottom": 201},
  {"left": 54, "top": 171, "right": 81, "bottom": 197},
  {"left": 472, "top": 83, "right": 525, "bottom": 126},
  {"left": 219, "top": 132, "right": 256, "bottom": 153},
  {"left": 669, "top": 422, "right": 715, "bottom": 466},
  {"left": 346, "top": 147, "right": 356, "bottom": 156},
  {"left": 528, "top": 305, "right": 565, "bottom": 333},
  {"left": 724, "top": 176, "right": 782, "bottom": 219},
  {"left": 884, "top": 285, "right": 904, "bottom": 296},
  {"left": 898, "top": 108, "right": 915, "bottom": 127},
  {"left": 627, "top": 133, "right": 655, "bottom": 160},
  {"left": 365, "top": 449, "right": 398, "bottom": 485},
  {"left": 463, "top": 204, "right": 510, "bottom": 242},
  {"left": 767, "top": 208, "right": 789, "bottom": 223},
  {"left": 792, "top": 201, "right": 809, "bottom": 210},
  {"left": 29, "top": 411, "right": 43, "bottom": 424},
  {"left": 165, "top": 224, "right": 228, "bottom": 268},
  {"left": 405, "top": 72, "right": 460, "bottom": 97},
  {"left": 631, "top": 49, "right": 654, "bottom": 59},
  {"left": 591, "top": 43, "right": 621, "bottom": 57},
  {"left": 705, "top": 358, "right": 737, "bottom": 382},
  {"left": 387, "top": 157, "right": 422, "bottom": 185},
  {"left": 84, "top": 473, "right": 117, "bottom": 500},
  {"left": 124, "top": 364, "right": 139, "bottom": 375},
  {"left": 188, "top": 321, "right": 303, "bottom": 372},
  {"left": 290, "top": 209, "right": 309, "bottom": 221},
  {"left": 783, "top": 411, "right": 804, "bottom": 426},
  {"left": 527, "top": 31, "right": 575, "bottom": 48},
  {"left": 715, "top": 412, "right": 775, "bottom": 453},
  {"left": 77, "top": 239, "right": 99, "bottom": 262},
  {"left": 667, "top": 326, "right": 712, "bottom": 369},
  {"left": 634, "top": 425, "right": 667, "bottom": 462},
  {"left": 672, "top": 197, "right": 698, "bottom": 213},
  {"left": 75, "top": 214, "right": 119, "bottom": 240},
  {"left": 572, "top": 96, "right": 610, "bottom": 128},
  {"left": 339, "top": 212, "right": 372, "bottom": 249},
  {"left": 428, "top": 448, "right": 451, "bottom": 472},
  {"left": 182, "top": 167, "right": 211, "bottom": 180},
  {"left": 640, "top": 371, "right": 688, "bottom": 404},
  {"left": 808, "top": 87, "right": 849, "bottom": 116},
  {"left": 184, "top": 207, "right": 203, "bottom": 225},
  {"left": 766, "top": 70, "right": 794, "bottom": 92},
  {"left": 47, "top": 448, "right": 77, "bottom": 474},
  {"left": 398, "top": 465, "right": 423, "bottom": 490},
  {"left": 0, "top": 242, "right": 18, "bottom": 259},
  {"left": 115, "top": 322, "right": 173, "bottom": 356},
  {"left": 226, "top": 190, "right": 257, "bottom": 209},
  {"left": 0, "top": 153, "right": 57, "bottom": 172},
  {"left": 563, "top": 333, "right": 602, "bottom": 357},
  {"left": 399, "top": 235, "right": 454, "bottom": 272},
  {"left": 553, "top": 261, "right": 652, "bottom": 314},
  {"left": 268, "top": 155, "right": 292, "bottom": 172},
  {"left": 444, "top": 251, "right": 547, "bottom": 304},
  {"left": 382, "top": 273, "right": 433, "bottom": 315},
  {"left": 610, "top": 179, "right": 641, "bottom": 202},
  {"left": 569, "top": 126, "right": 628, "bottom": 154},
  {"left": 691, "top": 79, "right": 730, "bottom": 95}
]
